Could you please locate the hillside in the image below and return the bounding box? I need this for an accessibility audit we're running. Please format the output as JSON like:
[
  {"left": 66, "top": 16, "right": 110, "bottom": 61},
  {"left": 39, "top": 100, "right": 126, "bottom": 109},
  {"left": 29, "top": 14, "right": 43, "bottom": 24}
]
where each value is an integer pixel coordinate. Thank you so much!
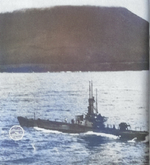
[{"left": 0, "top": 6, "right": 149, "bottom": 72}]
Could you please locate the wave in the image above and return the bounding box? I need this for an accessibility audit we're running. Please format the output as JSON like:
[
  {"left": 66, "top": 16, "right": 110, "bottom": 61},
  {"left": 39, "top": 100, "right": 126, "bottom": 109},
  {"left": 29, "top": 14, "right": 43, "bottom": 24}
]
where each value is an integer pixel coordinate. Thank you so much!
[
  {"left": 127, "top": 135, "right": 149, "bottom": 143},
  {"left": 33, "top": 127, "right": 64, "bottom": 134},
  {"left": 33, "top": 127, "right": 119, "bottom": 139},
  {"left": 33, "top": 127, "right": 120, "bottom": 139},
  {"left": 142, "top": 135, "right": 149, "bottom": 143},
  {"left": 83, "top": 131, "right": 119, "bottom": 139},
  {"left": 128, "top": 137, "right": 137, "bottom": 143}
]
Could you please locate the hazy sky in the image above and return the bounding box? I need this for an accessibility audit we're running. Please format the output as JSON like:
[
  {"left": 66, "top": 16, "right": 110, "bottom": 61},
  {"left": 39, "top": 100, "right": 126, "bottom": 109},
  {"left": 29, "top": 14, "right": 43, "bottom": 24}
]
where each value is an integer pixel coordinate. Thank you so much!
[{"left": 0, "top": 0, "right": 149, "bottom": 21}]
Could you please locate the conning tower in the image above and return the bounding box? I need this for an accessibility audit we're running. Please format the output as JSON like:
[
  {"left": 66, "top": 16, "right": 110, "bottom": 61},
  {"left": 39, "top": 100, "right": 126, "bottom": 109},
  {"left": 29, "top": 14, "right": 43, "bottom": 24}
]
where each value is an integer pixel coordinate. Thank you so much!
[{"left": 88, "top": 81, "right": 98, "bottom": 115}]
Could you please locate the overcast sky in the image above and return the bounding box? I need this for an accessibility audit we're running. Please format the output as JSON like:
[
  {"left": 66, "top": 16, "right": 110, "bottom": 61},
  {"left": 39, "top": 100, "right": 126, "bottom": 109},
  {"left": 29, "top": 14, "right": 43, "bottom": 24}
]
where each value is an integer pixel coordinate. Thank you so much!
[{"left": 0, "top": 0, "right": 149, "bottom": 21}]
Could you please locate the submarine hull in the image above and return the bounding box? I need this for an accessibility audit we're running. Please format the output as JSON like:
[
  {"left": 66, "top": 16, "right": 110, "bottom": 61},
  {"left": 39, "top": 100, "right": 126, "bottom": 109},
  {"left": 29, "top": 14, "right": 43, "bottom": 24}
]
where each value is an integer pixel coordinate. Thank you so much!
[
  {"left": 17, "top": 116, "right": 148, "bottom": 141},
  {"left": 17, "top": 116, "right": 92, "bottom": 133},
  {"left": 101, "top": 128, "right": 148, "bottom": 141}
]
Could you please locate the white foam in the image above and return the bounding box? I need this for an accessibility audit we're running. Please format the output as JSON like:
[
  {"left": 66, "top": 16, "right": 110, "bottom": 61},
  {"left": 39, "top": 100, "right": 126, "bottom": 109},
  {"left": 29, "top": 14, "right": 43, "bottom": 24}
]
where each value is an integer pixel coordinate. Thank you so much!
[
  {"left": 31, "top": 143, "right": 36, "bottom": 151},
  {"left": 70, "top": 133, "right": 80, "bottom": 136},
  {"left": 33, "top": 127, "right": 119, "bottom": 139},
  {"left": 84, "top": 131, "right": 119, "bottom": 139},
  {"left": 33, "top": 127, "right": 81, "bottom": 135},
  {"left": 33, "top": 127, "right": 63, "bottom": 134},
  {"left": 142, "top": 135, "right": 149, "bottom": 143},
  {"left": 128, "top": 137, "right": 137, "bottom": 143}
]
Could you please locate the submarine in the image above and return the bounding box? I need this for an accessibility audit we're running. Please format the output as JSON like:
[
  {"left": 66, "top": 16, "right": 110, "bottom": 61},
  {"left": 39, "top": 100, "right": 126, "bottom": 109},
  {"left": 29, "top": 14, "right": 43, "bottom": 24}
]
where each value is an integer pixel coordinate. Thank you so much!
[{"left": 17, "top": 81, "right": 148, "bottom": 141}]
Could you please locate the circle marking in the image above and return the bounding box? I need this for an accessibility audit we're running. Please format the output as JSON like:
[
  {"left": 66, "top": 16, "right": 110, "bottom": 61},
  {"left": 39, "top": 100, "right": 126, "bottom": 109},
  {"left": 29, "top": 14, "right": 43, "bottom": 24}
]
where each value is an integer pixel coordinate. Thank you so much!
[{"left": 9, "top": 125, "right": 24, "bottom": 141}]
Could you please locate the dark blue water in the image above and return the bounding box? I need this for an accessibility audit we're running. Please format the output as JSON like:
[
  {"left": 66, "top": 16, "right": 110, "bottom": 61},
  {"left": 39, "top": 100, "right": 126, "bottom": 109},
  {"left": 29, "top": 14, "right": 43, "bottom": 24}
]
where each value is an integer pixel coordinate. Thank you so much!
[{"left": 0, "top": 71, "right": 149, "bottom": 165}]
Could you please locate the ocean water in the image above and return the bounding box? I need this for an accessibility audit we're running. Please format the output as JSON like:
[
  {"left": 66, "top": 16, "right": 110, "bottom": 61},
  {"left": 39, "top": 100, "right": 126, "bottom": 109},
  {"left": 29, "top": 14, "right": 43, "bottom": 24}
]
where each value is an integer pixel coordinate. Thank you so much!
[{"left": 0, "top": 71, "right": 149, "bottom": 165}]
